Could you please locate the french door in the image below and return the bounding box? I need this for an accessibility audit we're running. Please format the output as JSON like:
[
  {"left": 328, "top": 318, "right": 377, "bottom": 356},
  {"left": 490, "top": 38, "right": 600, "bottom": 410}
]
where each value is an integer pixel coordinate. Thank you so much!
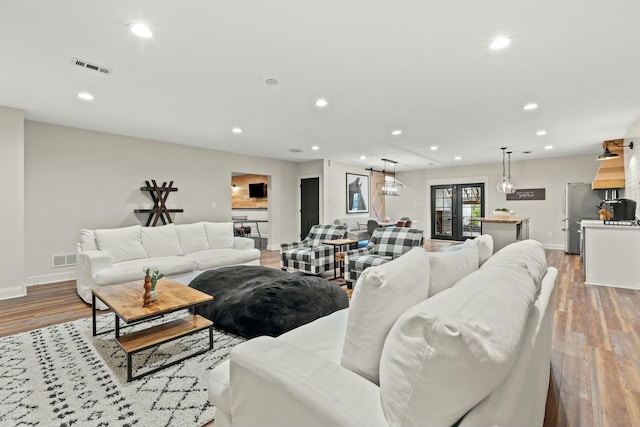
[{"left": 431, "top": 183, "right": 484, "bottom": 241}]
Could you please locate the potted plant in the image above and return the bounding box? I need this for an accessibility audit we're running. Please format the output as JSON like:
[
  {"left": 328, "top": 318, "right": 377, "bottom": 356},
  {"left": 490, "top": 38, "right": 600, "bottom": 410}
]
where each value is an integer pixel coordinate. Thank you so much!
[
  {"left": 492, "top": 208, "right": 515, "bottom": 218},
  {"left": 143, "top": 267, "right": 164, "bottom": 303}
]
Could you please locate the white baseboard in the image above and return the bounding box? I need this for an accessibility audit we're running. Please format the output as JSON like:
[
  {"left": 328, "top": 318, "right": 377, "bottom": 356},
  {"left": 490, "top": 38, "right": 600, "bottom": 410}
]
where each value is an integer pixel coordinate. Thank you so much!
[
  {"left": 25, "top": 271, "right": 76, "bottom": 287},
  {"left": 0, "top": 284, "right": 27, "bottom": 300},
  {"left": 542, "top": 243, "right": 565, "bottom": 251},
  {"left": 266, "top": 244, "right": 280, "bottom": 251}
]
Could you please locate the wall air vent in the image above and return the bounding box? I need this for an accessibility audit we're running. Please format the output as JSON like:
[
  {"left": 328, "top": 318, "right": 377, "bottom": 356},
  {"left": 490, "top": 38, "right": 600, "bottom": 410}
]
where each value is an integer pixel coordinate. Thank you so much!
[
  {"left": 71, "top": 57, "right": 113, "bottom": 75},
  {"left": 51, "top": 253, "right": 77, "bottom": 268}
]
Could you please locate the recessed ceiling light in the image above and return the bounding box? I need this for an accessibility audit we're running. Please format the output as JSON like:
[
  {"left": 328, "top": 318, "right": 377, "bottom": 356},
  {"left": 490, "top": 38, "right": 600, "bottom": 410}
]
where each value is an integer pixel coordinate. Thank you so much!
[
  {"left": 544, "top": 145, "right": 553, "bottom": 150},
  {"left": 523, "top": 103, "right": 539, "bottom": 111},
  {"left": 536, "top": 130, "right": 547, "bottom": 136},
  {"left": 454, "top": 156, "right": 462, "bottom": 160},
  {"left": 77, "top": 92, "right": 94, "bottom": 101},
  {"left": 489, "top": 36, "right": 511, "bottom": 50},
  {"left": 430, "top": 145, "right": 438, "bottom": 151},
  {"left": 311, "top": 145, "right": 319, "bottom": 150},
  {"left": 315, "top": 98, "right": 328, "bottom": 108},
  {"left": 232, "top": 127, "right": 242, "bottom": 134},
  {"left": 360, "top": 155, "right": 366, "bottom": 160},
  {"left": 391, "top": 129, "right": 402, "bottom": 136},
  {"left": 129, "top": 23, "right": 153, "bottom": 38},
  {"left": 265, "top": 78, "right": 279, "bottom": 85}
]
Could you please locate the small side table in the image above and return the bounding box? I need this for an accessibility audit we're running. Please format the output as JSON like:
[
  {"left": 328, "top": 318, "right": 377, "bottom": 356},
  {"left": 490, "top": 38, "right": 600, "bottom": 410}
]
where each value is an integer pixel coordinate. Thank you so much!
[{"left": 323, "top": 239, "right": 359, "bottom": 280}]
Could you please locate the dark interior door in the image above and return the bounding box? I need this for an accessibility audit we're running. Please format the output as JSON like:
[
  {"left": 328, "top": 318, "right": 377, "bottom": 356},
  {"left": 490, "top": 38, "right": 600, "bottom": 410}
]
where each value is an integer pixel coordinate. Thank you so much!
[
  {"left": 431, "top": 183, "right": 484, "bottom": 241},
  {"left": 300, "top": 177, "right": 320, "bottom": 239}
]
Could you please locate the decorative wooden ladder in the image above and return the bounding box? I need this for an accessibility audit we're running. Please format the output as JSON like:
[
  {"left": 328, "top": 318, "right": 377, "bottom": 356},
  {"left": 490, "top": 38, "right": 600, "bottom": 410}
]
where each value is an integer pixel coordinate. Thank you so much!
[{"left": 134, "top": 180, "right": 184, "bottom": 226}]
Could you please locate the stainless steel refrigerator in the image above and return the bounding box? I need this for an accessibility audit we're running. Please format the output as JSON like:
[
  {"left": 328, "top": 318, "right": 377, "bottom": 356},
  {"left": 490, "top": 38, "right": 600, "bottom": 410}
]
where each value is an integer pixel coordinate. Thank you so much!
[{"left": 563, "top": 182, "right": 603, "bottom": 254}]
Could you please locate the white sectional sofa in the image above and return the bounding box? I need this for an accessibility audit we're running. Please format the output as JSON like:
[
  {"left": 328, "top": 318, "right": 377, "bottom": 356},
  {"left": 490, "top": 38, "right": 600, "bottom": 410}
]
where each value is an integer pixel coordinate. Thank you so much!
[
  {"left": 76, "top": 222, "right": 260, "bottom": 309},
  {"left": 333, "top": 217, "right": 376, "bottom": 241},
  {"left": 208, "top": 237, "right": 558, "bottom": 427}
]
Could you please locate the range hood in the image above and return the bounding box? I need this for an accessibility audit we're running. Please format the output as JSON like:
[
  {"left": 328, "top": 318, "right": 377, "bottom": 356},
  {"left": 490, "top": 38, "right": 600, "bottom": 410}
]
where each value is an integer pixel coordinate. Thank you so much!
[{"left": 592, "top": 139, "right": 626, "bottom": 189}]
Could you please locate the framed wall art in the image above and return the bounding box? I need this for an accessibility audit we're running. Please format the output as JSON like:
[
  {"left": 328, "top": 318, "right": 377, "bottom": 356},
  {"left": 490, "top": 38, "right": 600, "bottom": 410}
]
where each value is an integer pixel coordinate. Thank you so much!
[{"left": 346, "top": 173, "right": 369, "bottom": 213}]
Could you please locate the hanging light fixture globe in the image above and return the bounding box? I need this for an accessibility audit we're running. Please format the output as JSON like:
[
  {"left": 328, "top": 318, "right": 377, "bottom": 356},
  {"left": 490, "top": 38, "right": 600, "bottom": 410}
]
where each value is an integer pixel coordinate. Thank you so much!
[
  {"left": 497, "top": 147, "right": 510, "bottom": 193},
  {"left": 505, "top": 151, "right": 516, "bottom": 194},
  {"left": 497, "top": 180, "right": 510, "bottom": 193}
]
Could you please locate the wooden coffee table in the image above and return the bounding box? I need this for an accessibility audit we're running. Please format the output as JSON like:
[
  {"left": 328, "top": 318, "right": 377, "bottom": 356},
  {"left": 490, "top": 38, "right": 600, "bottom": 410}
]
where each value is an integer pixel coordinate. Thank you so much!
[{"left": 92, "top": 278, "right": 214, "bottom": 381}]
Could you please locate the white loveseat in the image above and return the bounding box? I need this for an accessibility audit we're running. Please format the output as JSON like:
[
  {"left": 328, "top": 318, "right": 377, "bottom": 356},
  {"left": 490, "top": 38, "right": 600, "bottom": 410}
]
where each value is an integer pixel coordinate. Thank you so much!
[
  {"left": 208, "top": 237, "right": 558, "bottom": 427},
  {"left": 76, "top": 222, "right": 260, "bottom": 309}
]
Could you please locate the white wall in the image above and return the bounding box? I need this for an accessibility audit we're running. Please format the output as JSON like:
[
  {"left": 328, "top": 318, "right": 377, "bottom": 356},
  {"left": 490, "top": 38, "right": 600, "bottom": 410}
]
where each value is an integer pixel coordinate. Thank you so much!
[
  {"left": 385, "top": 154, "right": 600, "bottom": 249},
  {"left": 0, "top": 107, "right": 25, "bottom": 299},
  {"left": 16, "top": 115, "right": 640, "bottom": 288},
  {"left": 323, "top": 159, "right": 372, "bottom": 223},
  {"left": 24, "top": 121, "right": 298, "bottom": 285}
]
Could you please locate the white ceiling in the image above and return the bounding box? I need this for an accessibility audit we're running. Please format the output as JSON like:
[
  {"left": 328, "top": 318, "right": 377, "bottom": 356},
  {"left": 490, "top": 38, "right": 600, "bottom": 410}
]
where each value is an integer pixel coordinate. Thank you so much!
[{"left": 1, "top": 0, "right": 639, "bottom": 171}]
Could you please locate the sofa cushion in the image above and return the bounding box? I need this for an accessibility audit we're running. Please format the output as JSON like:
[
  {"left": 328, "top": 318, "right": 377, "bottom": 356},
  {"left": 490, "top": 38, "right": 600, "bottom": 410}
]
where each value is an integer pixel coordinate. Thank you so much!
[
  {"left": 379, "top": 262, "right": 537, "bottom": 427},
  {"left": 446, "top": 236, "right": 489, "bottom": 262},
  {"left": 370, "top": 228, "right": 423, "bottom": 257},
  {"left": 341, "top": 247, "right": 431, "bottom": 384},
  {"left": 94, "top": 225, "right": 147, "bottom": 264},
  {"left": 141, "top": 224, "right": 183, "bottom": 257},
  {"left": 204, "top": 222, "right": 235, "bottom": 249},
  {"left": 175, "top": 222, "right": 209, "bottom": 254},
  {"left": 80, "top": 228, "right": 98, "bottom": 251},
  {"left": 94, "top": 256, "right": 197, "bottom": 286},
  {"left": 428, "top": 241, "right": 479, "bottom": 297},
  {"left": 186, "top": 248, "right": 260, "bottom": 270},
  {"left": 208, "top": 308, "right": 349, "bottom": 416},
  {"left": 475, "top": 234, "right": 493, "bottom": 265},
  {"left": 481, "top": 239, "right": 547, "bottom": 292}
]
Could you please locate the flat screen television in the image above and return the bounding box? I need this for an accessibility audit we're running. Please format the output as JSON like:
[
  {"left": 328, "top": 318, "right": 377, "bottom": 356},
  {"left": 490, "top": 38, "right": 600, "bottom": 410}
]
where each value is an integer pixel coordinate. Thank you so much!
[{"left": 248, "top": 183, "right": 267, "bottom": 198}]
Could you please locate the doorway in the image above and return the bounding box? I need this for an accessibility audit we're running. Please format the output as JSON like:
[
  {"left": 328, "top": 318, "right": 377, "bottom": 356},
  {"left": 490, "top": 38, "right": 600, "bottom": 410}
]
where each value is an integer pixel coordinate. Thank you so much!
[
  {"left": 300, "top": 177, "right": 320, "bottom": 240},
  {"left": 431, "top": 183, "right": 484, "bottom": 241}
]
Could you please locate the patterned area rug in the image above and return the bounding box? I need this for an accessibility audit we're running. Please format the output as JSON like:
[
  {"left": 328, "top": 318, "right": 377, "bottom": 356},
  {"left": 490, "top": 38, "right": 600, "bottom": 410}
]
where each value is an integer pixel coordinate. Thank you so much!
[{"left": 0, "top": 311, "right": 245, "bottom": 426}]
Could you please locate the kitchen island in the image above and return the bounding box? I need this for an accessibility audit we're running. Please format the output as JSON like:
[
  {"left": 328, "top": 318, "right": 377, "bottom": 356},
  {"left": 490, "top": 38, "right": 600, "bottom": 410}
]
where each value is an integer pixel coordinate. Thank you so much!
[
  {"left": 581, "top": 220, "right": 640, "bottom": 289},
  {"left": 479, "top": 217, "right": 530, "bottom": 253}
]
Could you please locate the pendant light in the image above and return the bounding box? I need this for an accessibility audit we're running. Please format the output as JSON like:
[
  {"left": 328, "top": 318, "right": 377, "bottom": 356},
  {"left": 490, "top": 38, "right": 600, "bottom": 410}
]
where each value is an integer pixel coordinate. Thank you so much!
[
  {"left": 505, "top": 151, "right": 516, "bottom": 194},
  {"left": 496, "top": 147, "right": 510, "bottom": 193},
  {"left": 375, "top": 158, "right": 403, "bottom": 196},
  {"left": 596, "top": 140, "right": 634, "bottom": 160}
]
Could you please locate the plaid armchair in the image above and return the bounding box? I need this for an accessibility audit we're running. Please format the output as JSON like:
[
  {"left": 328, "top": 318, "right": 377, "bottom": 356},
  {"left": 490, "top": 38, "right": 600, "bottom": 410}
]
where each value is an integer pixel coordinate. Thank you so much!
[
  {"left": 345, "top": 227, "right": 423, "bottom": 285},
  {"left": 280, "top": 224, "right": 348, "bottom": 275}
]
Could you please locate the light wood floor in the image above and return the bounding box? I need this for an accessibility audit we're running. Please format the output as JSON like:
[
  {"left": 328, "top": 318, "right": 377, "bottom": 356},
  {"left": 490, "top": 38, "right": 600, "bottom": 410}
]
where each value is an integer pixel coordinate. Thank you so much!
[{"left": 1, "top": 242, "right": 638, "bottom": 427}]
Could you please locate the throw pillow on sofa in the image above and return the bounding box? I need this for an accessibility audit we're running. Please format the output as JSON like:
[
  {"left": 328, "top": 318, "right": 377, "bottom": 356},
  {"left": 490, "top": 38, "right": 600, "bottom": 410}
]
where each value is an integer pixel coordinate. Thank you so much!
[
  {"left": 341, "top": 247, "right": 431, "bottom": 385},
  {"left": 474, "top": 234, "right": 493, "bottom": 264},
  {"left": 379, "top": 261, "right": 538, "bottom": 427},
  {"left": 204, "top": 222, "right": 235, "bottom": 249},
  {"left": 175, "top": 222, "right": 209, "bottom": 254},
  {"left": 141, "top": 223, "right": 183, "bottom": 257},
  {"left": 481, "top": 239, "right": 547, "bottom": 292},
  {"left": 79, "top": 229, "right": 98, "bottom": 251},
  {"left": 94, "top": 225, "right": 147, "bottom": 264},
  {"left": 428, "top": 241, "right": 479, "bottom": 297},
  {"left": 446, "top": 235, "right": 492, "bottom": 265}
]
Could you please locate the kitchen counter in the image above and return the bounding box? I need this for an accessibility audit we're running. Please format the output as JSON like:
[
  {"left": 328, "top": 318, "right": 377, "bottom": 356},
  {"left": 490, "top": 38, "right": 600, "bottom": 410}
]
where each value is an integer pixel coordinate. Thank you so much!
[
  {"left": 480, "top": 217, "right": 530, "bottom": 253},
  {"left": 479, "top": 217, "right": 529, "bottom": 223},
  {"left": 580, "top": 219, "right": 639, "bottom": 229},
  {"left": 581, "top": 220, "right": 640, "bottom": 289}
]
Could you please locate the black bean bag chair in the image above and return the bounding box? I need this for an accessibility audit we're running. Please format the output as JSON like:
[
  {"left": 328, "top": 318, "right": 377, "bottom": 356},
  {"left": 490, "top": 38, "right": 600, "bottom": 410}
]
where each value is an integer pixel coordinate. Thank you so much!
[{"left": 189, "top": 266, "right": 349, "bottom": 338}]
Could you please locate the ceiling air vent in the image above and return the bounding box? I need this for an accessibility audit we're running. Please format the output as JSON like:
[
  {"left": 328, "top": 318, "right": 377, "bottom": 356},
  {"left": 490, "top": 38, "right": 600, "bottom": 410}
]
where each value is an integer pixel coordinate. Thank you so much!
[{"left": 71, "top": 57, "right": 113, "bottom": 75}]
